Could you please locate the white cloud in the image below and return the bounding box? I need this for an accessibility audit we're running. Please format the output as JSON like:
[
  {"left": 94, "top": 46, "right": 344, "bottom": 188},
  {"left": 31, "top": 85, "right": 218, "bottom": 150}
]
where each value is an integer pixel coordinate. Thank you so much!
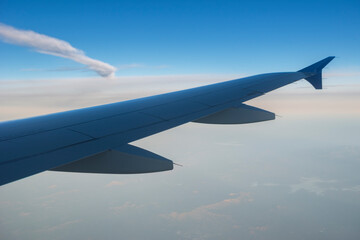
[
  {"left": 342, "top": 185, "right": 360, "bottom": 192},
  {"left": 325, "top": 70, "right": 360, "bottom": 78},
  {"left": 110, "top": 202, "right": 144, "bottom": 214},
  {"left": 105, "top": 180, "right": 125, "bottom": 187},
  {"left": 290, "top": 177, "right": 338, "bottom": 196},
  {"left": 216, "top": 142, "right": 244, "bottom": 147},
  {"left": 163, "top": 192, "right": 253, "bottom": 221},
  {"left": 19, "top": 212, "right": 31, "bottom": 217},
  {"left": 0, "top": 23, "right": 116, "bottom": 77},
  {"left": 249, "top": 225, "right": 269, "bottom": 234},
  {"left": 253, "top": 178, "right": 360, "bottom": 196},
  {"left": 37, "top": 220, "right": 81, "bottom": 232}
]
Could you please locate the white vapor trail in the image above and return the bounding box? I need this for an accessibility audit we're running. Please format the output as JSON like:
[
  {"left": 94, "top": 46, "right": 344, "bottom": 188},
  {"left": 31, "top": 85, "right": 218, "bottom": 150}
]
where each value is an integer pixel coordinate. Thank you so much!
[{"left": 0, "top": 23, "right": 116, "bottom": 78}]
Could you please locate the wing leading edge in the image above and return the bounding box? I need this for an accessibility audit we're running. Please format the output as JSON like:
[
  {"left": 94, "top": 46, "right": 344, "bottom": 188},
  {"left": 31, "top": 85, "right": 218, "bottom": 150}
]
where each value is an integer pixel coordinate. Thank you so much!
[{"left": 0, "top": 57, "right": 335, "bottom": 186}]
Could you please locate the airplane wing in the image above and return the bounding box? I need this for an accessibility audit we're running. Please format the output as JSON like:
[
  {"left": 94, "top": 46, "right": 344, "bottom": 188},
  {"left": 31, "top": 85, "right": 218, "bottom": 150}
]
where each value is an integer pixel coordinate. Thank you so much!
[{"left": 0, "top": 57, "right": 335, "bottom": 186}]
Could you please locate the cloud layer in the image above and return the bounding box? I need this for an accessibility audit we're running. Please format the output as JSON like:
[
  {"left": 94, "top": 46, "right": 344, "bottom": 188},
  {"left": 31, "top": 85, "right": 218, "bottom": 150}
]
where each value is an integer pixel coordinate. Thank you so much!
[
  {"left": 1, "top": 74, "right": 359, "bottom": 121},
  {"left": 164, "top": 192, "right": 253, "bottom": 221},
  {"left": 0, "top": 23, "right": 116, "bottom": 77}
]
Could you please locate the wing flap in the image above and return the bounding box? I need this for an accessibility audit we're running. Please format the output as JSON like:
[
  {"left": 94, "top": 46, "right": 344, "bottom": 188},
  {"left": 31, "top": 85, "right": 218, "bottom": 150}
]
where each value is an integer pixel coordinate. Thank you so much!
[
  {"left": 193, "top": 104, "right": 275, "bottom": 124},
  {"left": 51, "top": 144, "right": 173, "bottom": 174}
]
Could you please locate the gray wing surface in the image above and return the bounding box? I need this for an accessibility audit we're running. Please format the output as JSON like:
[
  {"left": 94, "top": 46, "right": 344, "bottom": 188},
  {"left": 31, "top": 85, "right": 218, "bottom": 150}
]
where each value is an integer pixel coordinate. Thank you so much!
[{"left": 0, "top": 57, "right": 335, "bottom": 185}]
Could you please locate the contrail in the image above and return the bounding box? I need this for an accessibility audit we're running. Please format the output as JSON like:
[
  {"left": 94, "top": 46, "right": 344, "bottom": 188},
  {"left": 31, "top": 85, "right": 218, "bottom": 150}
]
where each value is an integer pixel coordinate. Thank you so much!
[{"left": 0, "top": 23, "right": 116, "bottom": 78}]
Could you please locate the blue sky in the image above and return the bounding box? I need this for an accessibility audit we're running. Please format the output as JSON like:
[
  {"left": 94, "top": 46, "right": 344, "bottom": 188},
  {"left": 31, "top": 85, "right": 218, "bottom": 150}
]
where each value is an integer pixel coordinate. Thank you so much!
[
  {"left": 0, "top": 0, "right": 359, "bottom": 79},
  {"left": 1, "top": 1, "right": 360, "bottom": 240}
]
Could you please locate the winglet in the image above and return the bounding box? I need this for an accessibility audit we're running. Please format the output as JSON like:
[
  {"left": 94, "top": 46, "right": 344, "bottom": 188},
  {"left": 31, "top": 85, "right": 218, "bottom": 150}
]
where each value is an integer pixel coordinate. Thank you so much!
[{"left": 298, "top": 56, "right": 335, "bottom": 89}]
